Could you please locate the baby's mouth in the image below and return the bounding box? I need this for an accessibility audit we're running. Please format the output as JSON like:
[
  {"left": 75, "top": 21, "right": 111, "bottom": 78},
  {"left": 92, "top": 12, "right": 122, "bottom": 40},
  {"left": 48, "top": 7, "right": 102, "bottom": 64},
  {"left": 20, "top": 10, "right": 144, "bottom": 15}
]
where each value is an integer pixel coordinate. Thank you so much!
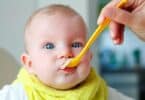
[
  {"left": 60, "top": 67, "right": 76, "bottom": 73},
  {"left": 60, "top": 59, "right": 72, "bottom": 69},
  {"left": 57, "top": 59, "right": 77, "bottom": 73}
]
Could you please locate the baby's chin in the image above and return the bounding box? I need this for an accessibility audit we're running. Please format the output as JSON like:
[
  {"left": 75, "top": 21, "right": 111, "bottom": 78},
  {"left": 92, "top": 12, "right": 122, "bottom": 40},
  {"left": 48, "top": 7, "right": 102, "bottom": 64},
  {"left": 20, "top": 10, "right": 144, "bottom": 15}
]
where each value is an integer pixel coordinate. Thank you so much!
[
  {"left": 51, "top": 77, "right": 86, "bottom": 90},
  {"left": 50, "top": 70, "right": 90, "bottom": 90}
]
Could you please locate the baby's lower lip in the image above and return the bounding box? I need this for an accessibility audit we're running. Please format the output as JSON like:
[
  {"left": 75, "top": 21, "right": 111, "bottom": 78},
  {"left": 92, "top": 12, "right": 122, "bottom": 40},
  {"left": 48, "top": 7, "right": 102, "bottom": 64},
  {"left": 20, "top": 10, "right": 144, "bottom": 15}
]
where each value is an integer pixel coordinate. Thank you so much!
[{"left": 61, "top": 67, "right": 76, "bottom": 73}]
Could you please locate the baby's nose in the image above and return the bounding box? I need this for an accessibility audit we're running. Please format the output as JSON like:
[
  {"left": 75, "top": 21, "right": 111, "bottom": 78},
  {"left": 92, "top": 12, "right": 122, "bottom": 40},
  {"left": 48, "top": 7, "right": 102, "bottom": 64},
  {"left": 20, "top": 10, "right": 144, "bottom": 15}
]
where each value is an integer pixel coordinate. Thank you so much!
[{"left": 57, "top": 48, "right": 73, "bottom": 59}]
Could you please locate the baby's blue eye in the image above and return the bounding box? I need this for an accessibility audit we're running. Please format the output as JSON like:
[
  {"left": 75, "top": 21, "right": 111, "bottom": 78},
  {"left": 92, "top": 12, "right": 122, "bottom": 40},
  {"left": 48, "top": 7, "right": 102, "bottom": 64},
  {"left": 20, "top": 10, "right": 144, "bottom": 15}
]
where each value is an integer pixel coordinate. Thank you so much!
[
  {"left": 72, "top": 42, "right": 83, "bottom": 48},
  {"left": 44, "top": 43, "right": 55, "bottom": 49}
]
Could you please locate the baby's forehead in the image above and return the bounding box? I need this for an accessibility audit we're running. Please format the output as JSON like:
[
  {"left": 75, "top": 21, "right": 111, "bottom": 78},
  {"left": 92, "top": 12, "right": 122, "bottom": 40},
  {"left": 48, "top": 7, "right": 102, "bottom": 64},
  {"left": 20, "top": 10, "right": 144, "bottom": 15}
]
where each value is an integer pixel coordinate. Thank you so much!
[
  {"left": 32, "top": 11, "right": 83, "bottom": 24},
  {"left": 28, "top": 11, "right": 86, "bottom": 32},
  {"left": 32, "top": 15, "right": 87, "bottom": 35},
  {"left": 27, "top": 15, "right": 86, "bottom": 40},
  {"left": 28, "top": 11, "right": 79, "bottom": 30}
]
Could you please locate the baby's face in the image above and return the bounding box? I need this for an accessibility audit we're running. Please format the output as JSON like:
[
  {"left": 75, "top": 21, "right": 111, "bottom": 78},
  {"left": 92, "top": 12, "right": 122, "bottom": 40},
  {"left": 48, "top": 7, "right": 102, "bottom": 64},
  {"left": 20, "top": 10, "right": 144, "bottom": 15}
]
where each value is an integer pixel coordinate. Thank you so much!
[{"left": 25, "top": 13, "right": 92, "bottom": 89}]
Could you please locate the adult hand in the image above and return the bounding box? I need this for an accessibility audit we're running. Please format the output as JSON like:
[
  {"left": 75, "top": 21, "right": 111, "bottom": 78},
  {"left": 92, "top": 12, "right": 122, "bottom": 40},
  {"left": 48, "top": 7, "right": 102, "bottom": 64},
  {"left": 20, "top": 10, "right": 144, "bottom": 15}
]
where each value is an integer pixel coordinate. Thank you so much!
[{"left": 97, "top": 0, "right": 145, "bottom": 44}]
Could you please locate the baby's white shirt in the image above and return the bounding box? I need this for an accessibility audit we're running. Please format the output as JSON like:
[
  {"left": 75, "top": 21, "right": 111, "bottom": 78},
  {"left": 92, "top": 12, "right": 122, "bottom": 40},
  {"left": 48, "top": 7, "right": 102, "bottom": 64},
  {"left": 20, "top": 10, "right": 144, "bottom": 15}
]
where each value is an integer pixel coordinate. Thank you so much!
[
  {"left": 0, "top": 83, "right": 134, "bottom": 100},
  {"left": 0, "top": 83, "right": 27, "bottom": 100}
]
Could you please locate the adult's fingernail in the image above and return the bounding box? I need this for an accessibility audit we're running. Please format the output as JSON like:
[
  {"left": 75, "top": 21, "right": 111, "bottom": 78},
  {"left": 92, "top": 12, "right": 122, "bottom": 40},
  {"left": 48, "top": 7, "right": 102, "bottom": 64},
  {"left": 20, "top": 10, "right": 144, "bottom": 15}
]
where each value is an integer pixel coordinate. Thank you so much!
[
  {"left": 110, "top": 31, "right": 116, "bottom": 39},
  {"left": 97, "top": 16, "right": 104, "bottom": 24},
  {"left": 113, "top": 38, "right": 122, "bottom": 44}
]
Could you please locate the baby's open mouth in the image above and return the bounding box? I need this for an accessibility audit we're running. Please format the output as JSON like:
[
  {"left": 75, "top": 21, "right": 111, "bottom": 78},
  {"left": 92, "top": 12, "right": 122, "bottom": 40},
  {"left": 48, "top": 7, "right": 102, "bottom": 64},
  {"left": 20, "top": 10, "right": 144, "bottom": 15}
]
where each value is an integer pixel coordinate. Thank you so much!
[
  {"left": 58, "top": 58, "right": 78, "bottom": 73},
  {"left": 60, "top": 59, "right": 72, "bottom": 69},
  {"left": 60, "top": 67, "right": 76, "bottom": 73}
]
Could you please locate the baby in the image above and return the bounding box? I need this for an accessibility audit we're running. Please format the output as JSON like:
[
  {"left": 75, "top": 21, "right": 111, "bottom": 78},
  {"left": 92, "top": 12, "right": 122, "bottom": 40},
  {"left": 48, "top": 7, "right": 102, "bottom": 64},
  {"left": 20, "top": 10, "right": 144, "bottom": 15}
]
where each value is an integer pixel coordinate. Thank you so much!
[{"left": 0, "top": 4, "right": 133, "bottom": 100}]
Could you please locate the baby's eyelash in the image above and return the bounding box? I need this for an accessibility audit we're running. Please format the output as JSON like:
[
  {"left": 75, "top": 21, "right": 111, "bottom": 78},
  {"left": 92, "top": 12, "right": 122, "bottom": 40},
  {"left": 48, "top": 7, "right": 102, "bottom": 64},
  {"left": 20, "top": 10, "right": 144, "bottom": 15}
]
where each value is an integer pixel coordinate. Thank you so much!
[{"left": 72, "top": 42, "right": 84, "bottom": 48}]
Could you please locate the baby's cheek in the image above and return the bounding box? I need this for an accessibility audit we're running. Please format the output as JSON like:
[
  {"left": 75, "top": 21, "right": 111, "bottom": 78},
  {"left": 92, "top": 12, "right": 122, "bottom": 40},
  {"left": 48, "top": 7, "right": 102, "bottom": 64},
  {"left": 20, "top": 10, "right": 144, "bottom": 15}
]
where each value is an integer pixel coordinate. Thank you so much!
[
  {"left": 80, "top": 55, "right": 92, "bottom": 71},
  {"left": 82, "top": 52, "right": 92, "bottom": 62},
  {"left": 77, "top": 61, "right": 91, "bottom": 81},
  {"left": 72, "top": 48, "right": 82, "bottom": 56}
]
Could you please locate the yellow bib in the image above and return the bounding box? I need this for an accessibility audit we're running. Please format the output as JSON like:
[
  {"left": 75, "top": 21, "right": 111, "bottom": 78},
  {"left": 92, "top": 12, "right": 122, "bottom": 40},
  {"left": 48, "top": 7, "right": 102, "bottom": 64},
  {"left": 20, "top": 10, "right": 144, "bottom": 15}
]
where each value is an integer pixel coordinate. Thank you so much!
[{"left": 14, "top": 67, "right": 108, "bottom": 100}]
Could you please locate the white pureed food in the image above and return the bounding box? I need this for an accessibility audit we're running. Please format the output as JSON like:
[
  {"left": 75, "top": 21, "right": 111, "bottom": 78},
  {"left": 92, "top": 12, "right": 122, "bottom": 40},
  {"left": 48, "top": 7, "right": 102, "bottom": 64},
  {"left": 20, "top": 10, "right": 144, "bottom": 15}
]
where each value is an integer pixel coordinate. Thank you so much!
[
  {"left": 60, "top": 59, "right": 72, "bottom": 69},
  {"left": 56, "top": 58, "right": 72, "bottom": 69}
]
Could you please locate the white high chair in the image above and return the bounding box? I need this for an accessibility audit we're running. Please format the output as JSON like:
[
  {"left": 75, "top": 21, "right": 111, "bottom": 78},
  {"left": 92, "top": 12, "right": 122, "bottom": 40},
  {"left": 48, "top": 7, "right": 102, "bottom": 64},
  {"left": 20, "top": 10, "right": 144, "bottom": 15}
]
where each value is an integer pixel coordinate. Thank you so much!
[{"left": 0, "top": 48, "right": 20, "bottom": 88}]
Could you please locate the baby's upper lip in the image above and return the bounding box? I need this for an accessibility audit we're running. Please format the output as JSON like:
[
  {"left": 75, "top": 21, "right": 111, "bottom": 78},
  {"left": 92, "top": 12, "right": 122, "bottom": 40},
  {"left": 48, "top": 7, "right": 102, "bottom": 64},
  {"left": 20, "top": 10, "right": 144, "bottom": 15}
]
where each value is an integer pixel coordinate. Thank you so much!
[{"left": 56, "top": 58, "right": 80, "bottom": 70}]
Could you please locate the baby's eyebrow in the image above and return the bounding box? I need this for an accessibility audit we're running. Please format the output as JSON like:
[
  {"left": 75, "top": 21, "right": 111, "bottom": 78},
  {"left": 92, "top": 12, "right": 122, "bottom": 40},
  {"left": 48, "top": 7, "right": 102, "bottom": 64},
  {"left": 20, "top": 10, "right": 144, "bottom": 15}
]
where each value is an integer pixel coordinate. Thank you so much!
[
  {"left": 40, "top": 40, "right": 52, "bottom": 45},
  {"left": 72, "top": 38, "right": 86, "bottom": 42}
]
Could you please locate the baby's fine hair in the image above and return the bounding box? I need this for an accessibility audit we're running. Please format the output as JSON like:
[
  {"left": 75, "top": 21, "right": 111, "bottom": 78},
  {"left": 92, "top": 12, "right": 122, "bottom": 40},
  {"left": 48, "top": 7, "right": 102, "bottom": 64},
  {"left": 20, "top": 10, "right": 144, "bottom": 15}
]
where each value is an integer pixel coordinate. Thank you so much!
[
  {"left": 24, "top": 4, "right": 83, "bottom": 53},
  {"left": 25, "top": 4, "right": 81, "bottom": 29}
]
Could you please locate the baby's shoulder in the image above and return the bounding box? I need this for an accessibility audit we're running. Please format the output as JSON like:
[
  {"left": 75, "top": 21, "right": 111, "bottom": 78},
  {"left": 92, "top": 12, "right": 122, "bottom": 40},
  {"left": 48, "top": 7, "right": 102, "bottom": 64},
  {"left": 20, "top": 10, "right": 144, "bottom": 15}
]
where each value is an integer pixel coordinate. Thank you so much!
[
  {"left": 0, "top": 83, "right": 27, "bottom": 100},
  {"left": 108, "top": 87, "right": 134, "bottom": 100}
]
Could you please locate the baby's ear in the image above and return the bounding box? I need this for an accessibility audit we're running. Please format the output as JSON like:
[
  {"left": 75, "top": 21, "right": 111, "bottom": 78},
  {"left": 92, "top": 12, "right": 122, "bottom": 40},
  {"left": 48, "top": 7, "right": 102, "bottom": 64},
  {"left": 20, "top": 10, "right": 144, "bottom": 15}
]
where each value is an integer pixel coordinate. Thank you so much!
[{"left": 21, "top": 53, "right": 33, "bottom": 73}]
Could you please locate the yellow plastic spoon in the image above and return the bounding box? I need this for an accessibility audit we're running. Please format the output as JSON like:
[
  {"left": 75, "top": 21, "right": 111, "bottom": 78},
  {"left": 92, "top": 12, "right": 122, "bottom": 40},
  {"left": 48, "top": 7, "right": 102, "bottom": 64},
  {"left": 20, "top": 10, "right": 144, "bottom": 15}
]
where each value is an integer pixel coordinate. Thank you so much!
[{"left": 63, "top": 0, "right": 127, "bottom": 68}]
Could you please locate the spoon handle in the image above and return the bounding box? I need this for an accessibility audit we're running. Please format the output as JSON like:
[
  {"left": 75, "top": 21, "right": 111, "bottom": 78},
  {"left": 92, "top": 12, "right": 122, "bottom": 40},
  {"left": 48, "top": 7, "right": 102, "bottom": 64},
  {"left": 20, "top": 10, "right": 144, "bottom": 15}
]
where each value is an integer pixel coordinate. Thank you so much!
[{"left": 67, "top": 0, "right": 127, "bottom": 67}]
